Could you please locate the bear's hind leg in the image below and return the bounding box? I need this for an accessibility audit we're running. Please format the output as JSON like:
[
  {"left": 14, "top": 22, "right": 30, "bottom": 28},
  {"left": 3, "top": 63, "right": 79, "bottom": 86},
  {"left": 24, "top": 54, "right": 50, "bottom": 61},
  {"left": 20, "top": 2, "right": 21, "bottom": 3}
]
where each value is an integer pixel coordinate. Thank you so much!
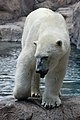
[{"left": 31, "top": 72, "right": 41, "bottom": 97}]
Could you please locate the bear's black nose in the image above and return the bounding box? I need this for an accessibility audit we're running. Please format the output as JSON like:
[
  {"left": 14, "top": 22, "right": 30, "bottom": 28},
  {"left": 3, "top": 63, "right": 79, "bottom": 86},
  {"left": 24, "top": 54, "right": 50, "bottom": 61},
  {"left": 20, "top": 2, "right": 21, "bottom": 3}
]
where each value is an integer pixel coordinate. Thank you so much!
[{"left": 36, "top": 69, "right": 48, "bottom": 78}]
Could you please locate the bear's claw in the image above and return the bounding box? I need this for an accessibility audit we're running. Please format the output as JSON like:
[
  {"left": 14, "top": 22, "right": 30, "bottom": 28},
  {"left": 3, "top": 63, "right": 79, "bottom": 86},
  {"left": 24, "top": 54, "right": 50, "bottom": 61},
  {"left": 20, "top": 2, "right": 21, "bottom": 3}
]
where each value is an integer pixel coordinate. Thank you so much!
[
  {"left": 42, "top": 101, "right": 61, "bottom": 109},
  {"left": 42, "top": 96, "right": 61, "bottom": 109},
  {"left": 42, "top": 103, "right": 53, "bottom": 109},
  {"left": 31, "top": 92, "right": 41, "bottom": 97}
]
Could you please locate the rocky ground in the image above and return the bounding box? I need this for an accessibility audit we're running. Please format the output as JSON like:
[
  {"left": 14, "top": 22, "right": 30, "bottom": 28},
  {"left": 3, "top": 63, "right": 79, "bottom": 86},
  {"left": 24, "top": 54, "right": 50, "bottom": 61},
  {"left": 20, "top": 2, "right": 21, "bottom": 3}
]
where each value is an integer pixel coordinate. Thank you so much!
[{"left": 0, "top": 96, "right": 80, "bottom": 120}]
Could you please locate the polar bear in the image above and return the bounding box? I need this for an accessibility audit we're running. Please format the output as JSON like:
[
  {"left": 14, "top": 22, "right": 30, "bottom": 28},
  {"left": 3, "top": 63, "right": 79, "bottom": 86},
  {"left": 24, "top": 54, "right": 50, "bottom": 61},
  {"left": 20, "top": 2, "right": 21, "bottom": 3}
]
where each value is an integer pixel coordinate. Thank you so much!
[{"left": 13, "top": 8, "right": 70, "bottom": 108}]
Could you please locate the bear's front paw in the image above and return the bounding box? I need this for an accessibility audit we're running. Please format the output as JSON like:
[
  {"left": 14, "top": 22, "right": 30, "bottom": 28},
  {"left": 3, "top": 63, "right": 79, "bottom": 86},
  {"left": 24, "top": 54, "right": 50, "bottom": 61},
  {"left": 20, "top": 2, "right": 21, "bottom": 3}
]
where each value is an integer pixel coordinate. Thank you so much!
[{"left": 42, "top": 95, "right": 61, "bottom": 109}]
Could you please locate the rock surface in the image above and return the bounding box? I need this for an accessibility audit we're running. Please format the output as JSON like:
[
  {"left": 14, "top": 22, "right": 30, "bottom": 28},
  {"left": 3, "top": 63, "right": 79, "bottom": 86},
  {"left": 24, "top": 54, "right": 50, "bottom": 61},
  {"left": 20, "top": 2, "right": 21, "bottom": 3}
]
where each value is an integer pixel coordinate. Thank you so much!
[
  {"left": 0, "top": 0, "right": 79, "bottom": 24},
  {"left": 57, "top": 7, "right": 74, "bottom": 38},
  {"left": 34, "top": 0, "right": 79, "bottom": 10},
  {"left": 71, "top": 2, "right": 80, "bottom": 49},
  {"left": 0, "top": 17, "right": 26, "bottom": 42},
  {"left": 0, "top": 96, "right": 80, "bottom": 120},
  {"left": 0, "top": 0, "right": 34, "bottom": 24},
  {"left": 57, "top": 1, "right": 80, "bottom": 49}
]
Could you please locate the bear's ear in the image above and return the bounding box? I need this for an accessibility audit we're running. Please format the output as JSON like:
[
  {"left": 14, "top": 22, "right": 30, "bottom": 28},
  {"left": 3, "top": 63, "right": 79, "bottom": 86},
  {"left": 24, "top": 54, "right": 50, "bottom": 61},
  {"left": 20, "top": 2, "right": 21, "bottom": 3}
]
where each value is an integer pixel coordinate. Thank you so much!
[
  {"left": 33, "top": 41, "right": 38, "bottom": 45},
  {"left": 56, "top": 40, "right": 62, "bottom": 47}
]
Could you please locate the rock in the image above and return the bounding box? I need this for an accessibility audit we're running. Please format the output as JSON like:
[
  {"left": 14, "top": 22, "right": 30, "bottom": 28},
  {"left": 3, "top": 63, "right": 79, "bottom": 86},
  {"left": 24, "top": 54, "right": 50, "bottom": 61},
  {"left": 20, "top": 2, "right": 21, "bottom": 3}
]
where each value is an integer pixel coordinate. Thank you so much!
[
  {"left": 34, "top": 0, "right": 79, "bottom": 10},
  {"left": 0, "top": 0, "right": 34, "bottom": 24},
  {"left": 34, "top": 0, "right": 54, "bottom": 10},
  {"left": 0, "top": 24, "right": 22, "bottom": 42},
  {"left": 0, "top": 0, "right": 79, "bottom": 24},
  {"left": 57, "top": 7, "right": 74, "bottom": 38},
  {"left": 71, "top": 2, "right": 80, "bottom": 49},
  {"left": 0, "top": 17, "right": 26, "bottom": 42},
  {"left": 0, "top": 96, "right": 80, "bottom": 120},
  {"left": 0, "top": 12, "right": 13, "bottom": 24}
]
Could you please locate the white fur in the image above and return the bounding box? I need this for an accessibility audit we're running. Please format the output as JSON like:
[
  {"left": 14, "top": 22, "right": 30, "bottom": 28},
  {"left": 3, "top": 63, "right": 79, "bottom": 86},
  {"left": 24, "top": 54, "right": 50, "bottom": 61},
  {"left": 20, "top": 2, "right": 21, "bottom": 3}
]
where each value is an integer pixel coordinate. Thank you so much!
[{"left": 13, "top": 8, "right": 70, "bottom": 107}]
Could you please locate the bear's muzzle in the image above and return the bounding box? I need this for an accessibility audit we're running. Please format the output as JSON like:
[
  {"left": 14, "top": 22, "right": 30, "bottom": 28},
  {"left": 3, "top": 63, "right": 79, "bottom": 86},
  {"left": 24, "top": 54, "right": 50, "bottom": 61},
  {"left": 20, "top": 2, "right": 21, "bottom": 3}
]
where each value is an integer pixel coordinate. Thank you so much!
[{"left": 35, "top": 57, "right": 49, "bottom": 78}]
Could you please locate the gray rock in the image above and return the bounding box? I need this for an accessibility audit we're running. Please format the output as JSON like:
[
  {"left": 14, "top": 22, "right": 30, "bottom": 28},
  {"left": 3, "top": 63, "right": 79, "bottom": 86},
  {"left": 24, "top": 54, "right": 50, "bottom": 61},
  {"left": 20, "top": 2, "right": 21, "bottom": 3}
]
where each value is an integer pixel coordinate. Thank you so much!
[
  {"left": 0, "top": 17, "right": 26, "bottom": 42},
  {"left": 0, "top": 0, "right": 34, "bottom": 24},
  {"left": 34, "top": 0, "right": 79, "bottom": 10},
  {"left": 0, "top": 97, "right": 80, "bottom": 120},
  {"left": 56, "top": 2, "right": 80, "bottom": 50},
  {"left": 71, "top": 2, "right": 80, "bottom": 49},
  {"left": 0, "top": 0, "right": 79, "bottom": 24},
  {"left": 57, "top": 7, "right": 74, "bottom": 38}
]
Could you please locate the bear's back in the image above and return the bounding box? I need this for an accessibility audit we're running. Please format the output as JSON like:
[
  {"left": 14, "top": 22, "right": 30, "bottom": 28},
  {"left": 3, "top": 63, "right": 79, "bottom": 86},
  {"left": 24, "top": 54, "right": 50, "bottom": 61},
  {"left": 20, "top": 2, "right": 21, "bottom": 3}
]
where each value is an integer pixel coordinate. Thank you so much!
[
  {"left": 25, "top": 8, "right": 65, "bottom": 27},
  {"left": 22, "top": 8, "right": 55, "bottom": 48},
  {"left": 22, "top": 8, "right": 69, "bottom": 48}
]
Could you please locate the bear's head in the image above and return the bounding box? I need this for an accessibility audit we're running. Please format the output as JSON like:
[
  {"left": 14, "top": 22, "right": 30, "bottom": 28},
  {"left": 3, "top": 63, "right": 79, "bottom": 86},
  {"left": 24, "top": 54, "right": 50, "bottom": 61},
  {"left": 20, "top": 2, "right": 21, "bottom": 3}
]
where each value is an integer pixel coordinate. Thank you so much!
[{"left": 34, "top": 34, "right": 64, "bottom": 78}]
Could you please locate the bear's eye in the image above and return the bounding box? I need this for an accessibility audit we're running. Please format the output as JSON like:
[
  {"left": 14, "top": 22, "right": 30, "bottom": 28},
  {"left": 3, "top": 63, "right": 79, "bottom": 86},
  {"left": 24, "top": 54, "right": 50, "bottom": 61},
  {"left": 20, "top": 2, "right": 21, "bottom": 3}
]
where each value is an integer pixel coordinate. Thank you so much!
[
  {"left": 33, "top": 41, "right": 38, "bottom": 46},
  {"left": 56, "top": 40, "right": 62, "bottom": 47}
]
